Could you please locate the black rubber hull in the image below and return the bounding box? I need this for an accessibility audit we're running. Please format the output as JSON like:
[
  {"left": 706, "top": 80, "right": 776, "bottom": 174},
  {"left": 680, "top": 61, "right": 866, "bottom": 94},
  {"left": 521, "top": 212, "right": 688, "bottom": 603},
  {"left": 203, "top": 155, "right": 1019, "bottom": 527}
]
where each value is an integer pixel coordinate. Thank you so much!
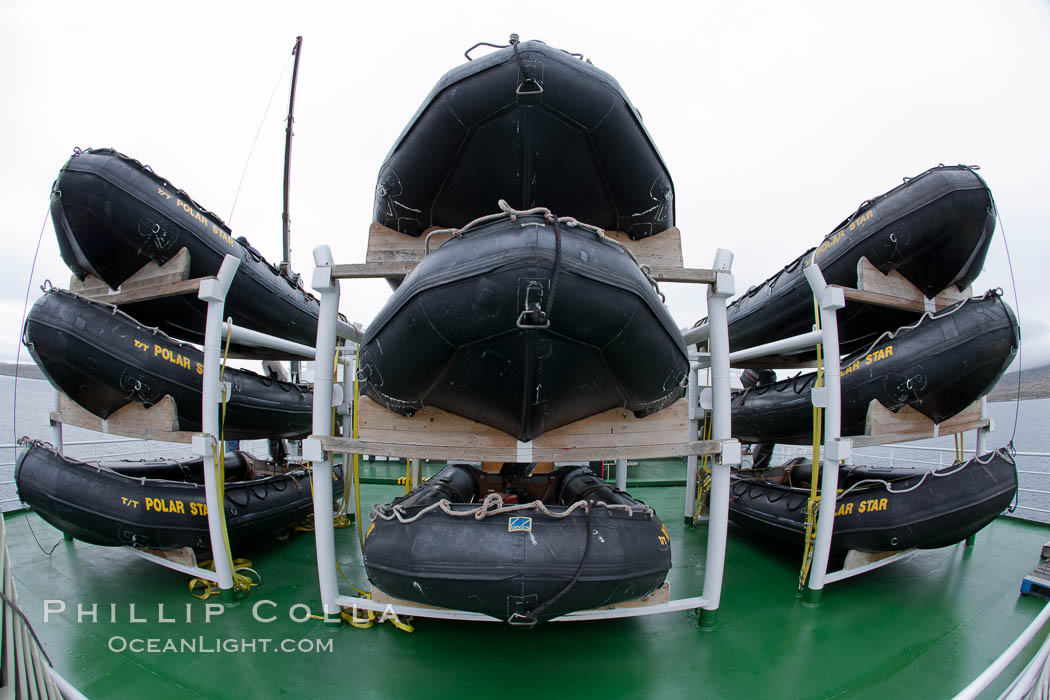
[
  {"left": 366, "top": 507, "right": 669, "bottom": 622},
  {"left": 23, "top": 289, "right": 312, "bottom": 440},
  {"left": 732, "top": 293, "right": 1018, "bottom": 445},
  {"left": 15, "top": 444, "right": 337, "bottom": 551},
  {"left": 374, "top": 40, "right": 673, "bottom": 238},
  {"left": 364, "top": 465, "right": 670, "bottom": 623},
  {"left": 728, "top": 450, "right": 1017, "bottom": 553},
  {"left": 359, "top": 214, "right": 688, "bottom": 441},
  {"left": 713, "top": 165, "right": 995, "bottom": 359},
  {"left": 51, "top": 148, "right": 324, "bottom": 350}
]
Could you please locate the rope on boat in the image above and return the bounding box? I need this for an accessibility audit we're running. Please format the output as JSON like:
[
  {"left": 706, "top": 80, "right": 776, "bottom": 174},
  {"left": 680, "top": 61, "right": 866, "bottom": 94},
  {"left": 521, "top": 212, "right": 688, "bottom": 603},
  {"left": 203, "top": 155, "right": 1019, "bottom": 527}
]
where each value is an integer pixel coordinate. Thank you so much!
[
  {"left": 834, "top": 448, "right": 1008, "bottom": 500},
  {"left": 851, "top": 289, "right": 1002, "bottom": 362},
  {"left": 422, "top": 200, "right": 665, "bottom": 301},
  {"left": 370, "top": 491, "right": 653, "bottom": 525}
]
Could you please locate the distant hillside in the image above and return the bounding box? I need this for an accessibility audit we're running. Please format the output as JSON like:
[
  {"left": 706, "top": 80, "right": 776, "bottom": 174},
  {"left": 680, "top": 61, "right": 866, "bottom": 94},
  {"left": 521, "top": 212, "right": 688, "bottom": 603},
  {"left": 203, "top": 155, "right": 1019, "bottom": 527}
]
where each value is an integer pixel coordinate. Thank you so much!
[
  {"left": 988, "top": 364, "right": 1050, "bottom": 402},
  {"left": 0, "top": 363, "right": 45, "bottom": 381}
]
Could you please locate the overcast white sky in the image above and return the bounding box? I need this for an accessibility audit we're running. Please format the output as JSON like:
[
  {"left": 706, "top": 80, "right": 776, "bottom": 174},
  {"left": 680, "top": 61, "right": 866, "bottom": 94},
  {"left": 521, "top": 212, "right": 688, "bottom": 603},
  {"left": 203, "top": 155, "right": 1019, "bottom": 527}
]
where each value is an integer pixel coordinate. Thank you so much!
[{"left": 2, "top": 0, "right": 1047, "bottom": 371}]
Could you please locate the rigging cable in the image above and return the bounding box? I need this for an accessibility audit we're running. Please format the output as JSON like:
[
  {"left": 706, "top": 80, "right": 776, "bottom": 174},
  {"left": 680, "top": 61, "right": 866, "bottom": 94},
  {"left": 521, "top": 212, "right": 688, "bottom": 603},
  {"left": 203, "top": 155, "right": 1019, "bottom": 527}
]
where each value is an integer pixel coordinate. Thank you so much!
[
  {"left": 991, "top": 198, "right": 1022, "bottom": 447},
  {"left": 228, "top": 51, "right": 294, "bottom": 225},
  {"left": 13, "top": 205, "right": 63, "bottom": 556}
]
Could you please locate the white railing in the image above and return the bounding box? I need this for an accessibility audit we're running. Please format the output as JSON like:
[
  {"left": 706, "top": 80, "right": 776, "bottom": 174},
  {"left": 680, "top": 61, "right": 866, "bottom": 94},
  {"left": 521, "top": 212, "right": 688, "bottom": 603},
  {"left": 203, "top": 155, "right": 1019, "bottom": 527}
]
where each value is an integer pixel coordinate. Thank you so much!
[
  {"left": 954, "top": 601, "right": 1050, "bottom": 700},
  {"left": 0, "top": 491, "right": 80, "bottom": 697}
]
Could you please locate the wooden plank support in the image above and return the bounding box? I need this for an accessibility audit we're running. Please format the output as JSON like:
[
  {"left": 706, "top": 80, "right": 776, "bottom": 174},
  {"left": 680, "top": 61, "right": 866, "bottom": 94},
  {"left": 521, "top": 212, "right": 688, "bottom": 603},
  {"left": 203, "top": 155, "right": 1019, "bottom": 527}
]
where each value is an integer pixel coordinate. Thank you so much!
[
  {"left": 347, "top": 221, "right": 714, "bottom": 282},
  {"left": 732, "top": 257, "right": 974, "bottom": 369},
  {"left": 71, "top": 248, "right": 216, "bottom": 306},
  {"left": 331, "top": 262, "right": 716, "bottom": 284},
  {"left": 850, "top": 398, "right": 989, "bottom": 448},
  {"left": 648, "top": 267, "right": 717, "bottom": 284},
  {"left": 316, "top": 397, "right": 716, "bottom": 461},
  {"left": 316, "top": 436, "right": 718, "bottom": 462},
  {"left": 331, "top": 262, "right": 418, "bottom": 279},
  {"left": 50, "top": 393, "right": 196, "bottom": 443},
  {"left": 834, "top": 257, "right": 972, "bottom": 314}
]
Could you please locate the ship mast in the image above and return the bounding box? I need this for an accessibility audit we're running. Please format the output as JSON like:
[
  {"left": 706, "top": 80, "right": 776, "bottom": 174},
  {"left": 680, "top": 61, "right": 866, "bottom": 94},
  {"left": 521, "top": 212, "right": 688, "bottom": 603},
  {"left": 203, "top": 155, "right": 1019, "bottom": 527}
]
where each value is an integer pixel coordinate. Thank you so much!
[
  {"left": 283, "top": 35, "right": 303, "bottom": 383},
  {"left": 281, "top": 35, "right": 302, "bottom": 275}
]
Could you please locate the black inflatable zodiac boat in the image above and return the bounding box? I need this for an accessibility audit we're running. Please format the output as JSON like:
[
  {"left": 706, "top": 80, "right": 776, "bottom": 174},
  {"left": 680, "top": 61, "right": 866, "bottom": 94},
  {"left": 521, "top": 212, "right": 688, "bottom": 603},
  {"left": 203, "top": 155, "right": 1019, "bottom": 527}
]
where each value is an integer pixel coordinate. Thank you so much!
[
  {"left": 731, "top": 292, "right": 1018, "bottom": 445},
  {"left": 728, "top": 449, "right": 1017, "bottom": 554},
  {"left": 15, "top": 442, "right": 340, "bottom": 551},
  {"left": 696, "top": 165, "right": 995, "bottom": 360},
  {"left": 364, "top": 463, "right": 671, "bottom": 624},
  {"left": 358, "top": 210, "right": 689, "bottom": 442},
  {"left": 374, "top": 37, "right": 674, "bottom": 239},
  {"left": 51, "top": 147, "right": 328, "bottom": 352},
  {"left": 23, "top": 288, "right": 312, "bottom": 440}
]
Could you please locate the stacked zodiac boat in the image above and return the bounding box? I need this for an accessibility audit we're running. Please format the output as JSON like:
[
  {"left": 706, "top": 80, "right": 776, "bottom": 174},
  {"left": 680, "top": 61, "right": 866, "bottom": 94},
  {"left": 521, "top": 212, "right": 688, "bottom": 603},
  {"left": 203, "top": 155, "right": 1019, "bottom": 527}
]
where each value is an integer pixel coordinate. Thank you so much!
[
  {"left": 18, "top": 146, "right": 338, "bottom": 552},
  {"left": 694, "top": 166, "right": 1020, "bottom": 556},
  {"left": 360, "top": 37, "right": 681, "bottom": 621},
  {"left": 16, "top": 442, "right": 342, "bottom": 551}
]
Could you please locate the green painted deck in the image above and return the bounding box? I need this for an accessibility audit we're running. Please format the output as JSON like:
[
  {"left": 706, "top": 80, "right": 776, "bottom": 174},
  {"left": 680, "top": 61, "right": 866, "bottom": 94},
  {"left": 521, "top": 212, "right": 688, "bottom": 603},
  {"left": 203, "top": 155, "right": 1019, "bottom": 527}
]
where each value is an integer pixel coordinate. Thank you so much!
[{"left": 7, "top": 460, "right": 1050, "bottom": 699}]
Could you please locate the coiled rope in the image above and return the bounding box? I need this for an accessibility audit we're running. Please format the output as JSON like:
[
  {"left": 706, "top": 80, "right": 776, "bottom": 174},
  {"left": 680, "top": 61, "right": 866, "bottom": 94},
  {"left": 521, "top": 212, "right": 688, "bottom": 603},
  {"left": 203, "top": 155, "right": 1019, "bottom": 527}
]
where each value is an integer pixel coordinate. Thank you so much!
[
  {"left": 423, "top": 199, "right": 665, "bottom": 301},
  {"left": 371, "top": 491, "right": 652, "bottom": 525}
]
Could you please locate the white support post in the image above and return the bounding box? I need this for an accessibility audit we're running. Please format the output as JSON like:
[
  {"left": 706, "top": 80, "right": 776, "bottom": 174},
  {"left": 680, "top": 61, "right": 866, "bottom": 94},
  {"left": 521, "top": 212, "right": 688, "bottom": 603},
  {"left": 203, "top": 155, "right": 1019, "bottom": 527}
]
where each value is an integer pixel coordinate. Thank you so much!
[
  {"left": 700, "top": 249, "right": 736, "bottom": 629},
  {"left": 50, "top": 392, "right": 63, "bottom": 455},
  {"left": 615, "top": 459, "right": 628, "bottom": 491},
  {"left": 967, "top": 398, "right": 990, "bottom": 547},
  {"left": 196, "top": 254, "right": 241, "bottom": 593},
  {"left": 305, "top": 245, "right": 342, "bottom": 621},
  {"left": 976, "top": 396, "right": 989, "bottom": 456},
  {"left": 802, "top": 264, "right": 847, "bottom": 604},
  {"left": 684, "top": 350, "right": 701, "bottom": 523},
  {"left": 410, "top": 458, "right": 421, "bottom": 489},
  {"left": 340, "top": 343, "right": 356, "bottom": 517},
  {"left": 51, "top": 391, "right": 71, "bottom": 540}
]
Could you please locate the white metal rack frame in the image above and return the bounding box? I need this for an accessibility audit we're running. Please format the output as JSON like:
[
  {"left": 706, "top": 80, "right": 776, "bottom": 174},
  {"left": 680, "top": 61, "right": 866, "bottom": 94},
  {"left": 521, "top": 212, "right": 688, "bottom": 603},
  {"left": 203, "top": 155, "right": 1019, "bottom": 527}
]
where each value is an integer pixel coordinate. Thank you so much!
[
  {"left": 708, "top": 258, "right": 996, "bottom": 603},
  {"left": 303, "top": 244, "right": 741, "bottom": 626},
  {"left": 46, "top": 253, "right": 332, "bottom": 598}
]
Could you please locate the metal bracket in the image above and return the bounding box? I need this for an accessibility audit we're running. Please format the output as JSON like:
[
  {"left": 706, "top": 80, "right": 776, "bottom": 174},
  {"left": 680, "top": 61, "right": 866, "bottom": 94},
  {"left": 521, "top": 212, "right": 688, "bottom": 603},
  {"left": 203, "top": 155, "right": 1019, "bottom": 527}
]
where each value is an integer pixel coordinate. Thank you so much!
[
  {"left": 302, "top": 438, "right": 325, "bottom": 462},
  {"left": 699, "top": 387, "right": 713, "bottom": 411},
  {"left": 826, "top": 438, "right": 852, "bottom": 463},
  {"left": 719, "top": 439, "right": 742, "bottom": 466},
  {"left": 712, "top": 271, "right": 735, "bottom": 298},
  {"left": 312, "top": 265, "right": 335, "bottom": 294},
  {"left": 516, "top": 310, "right": 550, "bottom": 329},
  {"left": 192, "top": 434, "right": 216, "bottom": 458},
  {"left": 821, "top": 286, "right": 846, "bottom": 311}
]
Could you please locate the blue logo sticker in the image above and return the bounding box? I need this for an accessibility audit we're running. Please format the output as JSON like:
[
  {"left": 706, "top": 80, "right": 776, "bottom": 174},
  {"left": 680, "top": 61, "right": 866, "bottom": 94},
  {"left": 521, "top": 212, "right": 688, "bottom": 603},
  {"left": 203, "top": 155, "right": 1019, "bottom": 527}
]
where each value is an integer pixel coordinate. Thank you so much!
[{"left": 508, "top": 516, "right": 532, "bottom": 533}]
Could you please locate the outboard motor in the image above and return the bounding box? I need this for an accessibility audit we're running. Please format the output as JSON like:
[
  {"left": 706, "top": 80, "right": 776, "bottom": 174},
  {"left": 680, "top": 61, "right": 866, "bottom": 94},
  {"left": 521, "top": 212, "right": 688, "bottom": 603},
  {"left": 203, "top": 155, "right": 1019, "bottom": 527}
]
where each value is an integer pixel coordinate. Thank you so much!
[
  {"left": 391, "top": 464, "right": 479, "bottom": 509},
  {"left": 741, "top": 369, "right": 777, "bottom": 468},
  {"left": 557, "top": 466, "right": 637, "bottom": 507},
  {"left": 741, "top": 368, "right": 777, "bottom": 390}
]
